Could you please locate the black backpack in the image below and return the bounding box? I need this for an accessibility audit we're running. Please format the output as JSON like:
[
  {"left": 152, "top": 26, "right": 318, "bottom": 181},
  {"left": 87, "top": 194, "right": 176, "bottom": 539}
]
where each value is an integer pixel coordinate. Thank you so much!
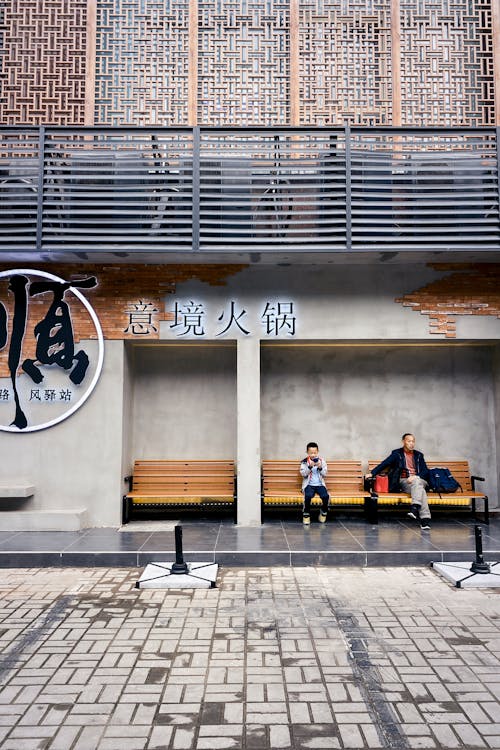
[{"left": 429, "top": 467, "right": 462, "bottom": 496}]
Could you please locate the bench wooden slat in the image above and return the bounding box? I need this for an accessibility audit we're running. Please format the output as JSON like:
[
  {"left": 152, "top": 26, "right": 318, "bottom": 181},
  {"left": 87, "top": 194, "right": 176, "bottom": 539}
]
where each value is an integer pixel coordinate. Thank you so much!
[
  {"left": 130, "top": 484, "right": 234, "bottom": 491},
  {"left": 123, "top": 460, "right": 236, "bottom": 523}
]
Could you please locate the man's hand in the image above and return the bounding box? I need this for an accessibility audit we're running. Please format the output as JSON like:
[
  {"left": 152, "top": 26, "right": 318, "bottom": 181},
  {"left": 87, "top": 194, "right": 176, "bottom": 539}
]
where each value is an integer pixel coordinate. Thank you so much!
[{"left": 365, "top": 472, "right": 372, "bottom": 479}]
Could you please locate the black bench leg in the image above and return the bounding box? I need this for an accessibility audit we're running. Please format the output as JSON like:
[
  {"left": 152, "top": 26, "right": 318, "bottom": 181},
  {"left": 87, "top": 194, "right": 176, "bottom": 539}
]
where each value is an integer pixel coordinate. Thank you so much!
[
  {"left": 472, "top": 496, "right": 489, "bottom": 525},
  {"left": 364, "top": 495, "right": 378, "bottom": 524},
  {"left": 122, "top": 496, "right": 131, "bottom": 525}
]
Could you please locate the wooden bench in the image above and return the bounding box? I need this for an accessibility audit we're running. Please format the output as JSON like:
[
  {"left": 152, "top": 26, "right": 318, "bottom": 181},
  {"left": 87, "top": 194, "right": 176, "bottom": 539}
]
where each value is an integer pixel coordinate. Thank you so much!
[
  {"left": 123, "top": 460, "right": 237, "bottom": 524},
  {"left": 367, "top": 460, "right": 489, "bottom": 523},
  {"left": 261, "top": 460, "right": 375, "bottom": 522}
]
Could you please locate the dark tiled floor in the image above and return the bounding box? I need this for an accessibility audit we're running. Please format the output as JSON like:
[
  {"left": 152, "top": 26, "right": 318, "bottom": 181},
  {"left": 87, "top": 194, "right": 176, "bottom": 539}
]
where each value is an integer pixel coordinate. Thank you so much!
[{"left": 0, "top": 513, "right": 498, "bottom": 567}]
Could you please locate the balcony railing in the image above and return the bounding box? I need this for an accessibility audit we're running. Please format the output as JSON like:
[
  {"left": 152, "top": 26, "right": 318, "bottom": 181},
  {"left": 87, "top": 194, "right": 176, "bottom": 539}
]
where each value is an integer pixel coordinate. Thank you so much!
[{"left": 1, "top": 125, "right": 499, "bottom": 254}]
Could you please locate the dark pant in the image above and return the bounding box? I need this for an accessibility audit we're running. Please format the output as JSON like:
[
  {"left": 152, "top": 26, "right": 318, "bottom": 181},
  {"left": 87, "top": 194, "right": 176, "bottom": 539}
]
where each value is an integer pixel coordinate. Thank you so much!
[{"left": 303, "top": 484, "right": 330, "bottom": 514}]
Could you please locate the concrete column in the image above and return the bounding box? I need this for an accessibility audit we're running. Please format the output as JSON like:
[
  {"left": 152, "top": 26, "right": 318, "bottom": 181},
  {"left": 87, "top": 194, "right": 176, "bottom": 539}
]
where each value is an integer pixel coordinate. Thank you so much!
[
  {"left": 237, "top": 337, "right": 261, "bottom": 525},
  {"left": 492, "top": 344, "right": 500, "bottom": 507}
]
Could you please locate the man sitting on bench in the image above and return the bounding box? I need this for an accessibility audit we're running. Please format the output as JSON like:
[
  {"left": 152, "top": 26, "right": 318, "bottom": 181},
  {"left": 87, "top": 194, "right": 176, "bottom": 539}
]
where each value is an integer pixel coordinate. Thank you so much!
[{"left": 366, "top": 433, "right": 432, "bottom": 531}]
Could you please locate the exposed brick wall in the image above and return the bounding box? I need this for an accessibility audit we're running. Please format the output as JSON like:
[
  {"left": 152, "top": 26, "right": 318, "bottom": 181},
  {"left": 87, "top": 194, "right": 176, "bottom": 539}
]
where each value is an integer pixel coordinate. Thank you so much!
[
  {"left": 0, "top": 263, "right": 246, "bottom": 377},
  {"left": 396, "top": 263, "right": 500, "bottom": 338}
]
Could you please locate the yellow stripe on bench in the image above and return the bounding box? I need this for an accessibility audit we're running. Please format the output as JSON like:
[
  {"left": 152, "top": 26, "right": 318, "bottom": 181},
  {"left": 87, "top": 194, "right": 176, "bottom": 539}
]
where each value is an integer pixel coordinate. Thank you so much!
[
  {"left": 125, "top": 460, "right": 236, "bottom": 518},
  {"left": 130, "top": 496, "right": 232, "bottom": 505}
]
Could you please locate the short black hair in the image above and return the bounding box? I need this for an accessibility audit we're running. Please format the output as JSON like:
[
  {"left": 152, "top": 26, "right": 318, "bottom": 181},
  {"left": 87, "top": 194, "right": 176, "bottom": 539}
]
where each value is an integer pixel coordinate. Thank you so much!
[
  {"left": 306, "top": 441, "right": 318, "bottom": 450},
  {"left": 402, "top": 433, "right": 414, "bottom": 441}
]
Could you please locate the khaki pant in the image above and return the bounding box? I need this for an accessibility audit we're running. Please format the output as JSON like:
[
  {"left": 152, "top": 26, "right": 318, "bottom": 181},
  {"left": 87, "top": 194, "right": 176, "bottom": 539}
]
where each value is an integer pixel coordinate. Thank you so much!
[{"left": 400, "top": 476, "right": 431, "bottom": 520}]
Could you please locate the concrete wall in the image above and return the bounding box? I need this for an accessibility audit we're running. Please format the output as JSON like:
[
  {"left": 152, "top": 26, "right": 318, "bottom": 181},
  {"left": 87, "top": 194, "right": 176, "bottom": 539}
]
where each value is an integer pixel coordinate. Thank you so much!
[
  {"left": 492, "top": 345, "right": 500, "bottom": 504},
  {"left": 160, "top": 264, "right": 500, "bottom": 342},
  {"left": 0, "top": 340, "right": 126, "bottom": 527},
  {"left": 261, "top": 344, "right": 497, "bottom": 503},
  {"left": 130, "top": 344, "right": 237, "bottom": 459},
  {"left": 121, "top": 343, "right": 135, "bottom": 486}
]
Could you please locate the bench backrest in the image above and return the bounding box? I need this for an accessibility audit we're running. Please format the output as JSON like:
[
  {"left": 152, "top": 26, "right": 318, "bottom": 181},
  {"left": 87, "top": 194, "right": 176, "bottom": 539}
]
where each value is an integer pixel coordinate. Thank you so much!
[
  {"left": 262, "top": 460, "right": 365, "bottom": 495},
  {"left": 368, "top": 459, "right": 474, "bottom": 492},
  {"left": 131, "top": 460, "right": 235, "bottom": 495}
]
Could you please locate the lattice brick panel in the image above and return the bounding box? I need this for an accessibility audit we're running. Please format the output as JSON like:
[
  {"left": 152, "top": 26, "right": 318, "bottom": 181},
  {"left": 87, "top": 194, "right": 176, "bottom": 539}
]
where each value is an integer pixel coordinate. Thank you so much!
[
  {"left": 95, "top": 0, "right": 190, "bottom": 126},
  {"left": 299, "top": 0, "right": 392, "bottom": 126},
  {"left": 0, "top": 0, "right": 87, "bottom": 125},
  {"left": 400, "top": 0, "right": 494, "bottom": 126},
  {"left": 197, "top": 0, "right": 290, "bottom": 125}
]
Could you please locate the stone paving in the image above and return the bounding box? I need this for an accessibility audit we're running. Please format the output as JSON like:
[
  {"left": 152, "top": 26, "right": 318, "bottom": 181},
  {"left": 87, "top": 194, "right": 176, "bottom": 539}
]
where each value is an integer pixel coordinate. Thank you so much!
[{"left": 0, "top": 566, "right": 499, "bottom": 749}]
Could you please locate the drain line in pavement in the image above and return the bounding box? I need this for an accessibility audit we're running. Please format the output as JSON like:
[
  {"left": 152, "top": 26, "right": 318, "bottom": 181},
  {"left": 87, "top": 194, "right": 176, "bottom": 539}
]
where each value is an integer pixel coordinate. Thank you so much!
[
  {"left": 329, "top": 598, "right": 410, "bottom": 750},
  {"left": 0, "top": 596, "right": 71, "bottom": 680}
]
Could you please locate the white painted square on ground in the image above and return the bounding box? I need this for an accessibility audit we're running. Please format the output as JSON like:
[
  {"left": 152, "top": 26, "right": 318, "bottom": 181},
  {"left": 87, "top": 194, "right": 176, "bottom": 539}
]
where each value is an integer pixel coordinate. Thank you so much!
[
  {"left": 432, "top": 561, "right": 500, "bottom": 588},
  {"left": 136, "top": 561, "right": 218, "bottom": 589}
]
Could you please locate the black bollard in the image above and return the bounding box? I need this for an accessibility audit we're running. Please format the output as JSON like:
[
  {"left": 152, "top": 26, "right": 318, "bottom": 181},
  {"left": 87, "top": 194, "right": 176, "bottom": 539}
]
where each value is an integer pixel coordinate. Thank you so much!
[
  {"left": 171, "top": 525, "right": 189, "bottom": 574},
  {"left": 470, "top": 524, "right": 491, "bottom": 574}
]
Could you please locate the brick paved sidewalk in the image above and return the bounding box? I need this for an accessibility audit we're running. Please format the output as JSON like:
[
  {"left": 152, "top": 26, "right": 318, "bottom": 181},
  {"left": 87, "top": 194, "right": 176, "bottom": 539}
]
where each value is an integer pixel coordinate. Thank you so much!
[{"left": 0, "top": 566, "right": 499, "bottom": 750}]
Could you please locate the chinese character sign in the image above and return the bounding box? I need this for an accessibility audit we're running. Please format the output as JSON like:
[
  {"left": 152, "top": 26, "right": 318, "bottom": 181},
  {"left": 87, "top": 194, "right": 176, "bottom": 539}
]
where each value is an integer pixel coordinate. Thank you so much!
[
  {"left": 124, "top": 301, "right": 159, "bottom": 336},
  {"left": 170, "top": 300, "right": 206, "bottom": 336},
  {"left": 0, "top": 270, "right": 104, "bottom": 432},
  {"left": 260, "top": 302, "right": 296, "bottom": 336},
  {"left": 167, "top": 299, "right": 297, "bottom": 338}
]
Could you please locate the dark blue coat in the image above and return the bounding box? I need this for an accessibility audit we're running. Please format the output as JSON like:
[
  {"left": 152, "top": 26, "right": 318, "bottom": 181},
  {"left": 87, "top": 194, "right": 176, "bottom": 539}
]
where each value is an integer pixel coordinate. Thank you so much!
[{"left": 371, "top": 448, "right": 430, "bottom": 492}]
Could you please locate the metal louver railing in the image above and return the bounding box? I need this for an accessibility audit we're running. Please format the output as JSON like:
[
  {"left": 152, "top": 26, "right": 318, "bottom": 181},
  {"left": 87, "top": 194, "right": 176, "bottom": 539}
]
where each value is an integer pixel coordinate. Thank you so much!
[
  {"left": 348, "top": 128, "right": 499, "bottom": 250},
  {"left": 0, "top": 126, "right": 499, "bottom": 254}
]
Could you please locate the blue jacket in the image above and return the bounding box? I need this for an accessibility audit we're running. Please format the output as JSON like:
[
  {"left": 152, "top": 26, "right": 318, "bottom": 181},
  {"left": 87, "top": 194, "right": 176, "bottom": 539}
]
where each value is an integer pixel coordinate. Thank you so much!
[{"left": 371, "top": 448, "right": 430, "bottom": 492}]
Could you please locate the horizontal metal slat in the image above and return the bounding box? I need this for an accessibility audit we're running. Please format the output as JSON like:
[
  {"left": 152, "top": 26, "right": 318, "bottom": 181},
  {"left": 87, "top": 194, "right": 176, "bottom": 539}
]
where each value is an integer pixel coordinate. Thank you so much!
[{"left": 0, "top": 126, "right": 499, "bottom": 253}]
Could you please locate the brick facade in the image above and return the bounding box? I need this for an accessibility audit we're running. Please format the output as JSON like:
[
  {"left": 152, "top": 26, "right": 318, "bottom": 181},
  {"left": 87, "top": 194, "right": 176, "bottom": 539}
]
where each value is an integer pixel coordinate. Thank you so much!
[
  {"left": 0, "top": 264, "right": 246, "bottom": 377},
  {"left": 396, "top": 263, "right": 500, "bottom": 337}
]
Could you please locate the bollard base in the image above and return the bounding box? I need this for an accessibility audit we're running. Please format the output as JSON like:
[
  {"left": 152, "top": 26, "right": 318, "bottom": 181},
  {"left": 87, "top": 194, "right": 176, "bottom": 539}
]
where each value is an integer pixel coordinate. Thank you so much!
[
  {"left": 136, "top": 562, "right": 218, "bottom": 589},
  {"left": 170, "top": 561, "right": 189, "bottom": 574},
  {"left": 431, "top": 561, "right": 500, "bottom": 588},
  {"left": 470, "top": 561, "right": 491, "bottom": 574}
]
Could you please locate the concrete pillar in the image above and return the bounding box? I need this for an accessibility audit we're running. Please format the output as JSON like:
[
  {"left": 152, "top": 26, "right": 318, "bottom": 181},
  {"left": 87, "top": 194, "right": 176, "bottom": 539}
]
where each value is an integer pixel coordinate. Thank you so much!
[
  {"left": 492, "top": 345, "right": 500, "bottom": 506},
  {"left": 236, "top": 337, "right": 261, "bottom": 525}
]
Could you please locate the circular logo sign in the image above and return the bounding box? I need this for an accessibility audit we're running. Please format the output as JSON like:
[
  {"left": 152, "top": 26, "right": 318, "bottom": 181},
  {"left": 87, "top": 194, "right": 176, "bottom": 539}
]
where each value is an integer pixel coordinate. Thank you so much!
[{"left": 0, "top": 269, "right": 104, "bottom": 432}]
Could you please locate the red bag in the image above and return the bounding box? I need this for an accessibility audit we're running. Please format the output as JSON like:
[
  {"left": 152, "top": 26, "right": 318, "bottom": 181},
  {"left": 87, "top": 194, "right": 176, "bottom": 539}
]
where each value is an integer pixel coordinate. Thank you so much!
[{"left": 374, "top": 475, "right": 389, "bottom": 493}]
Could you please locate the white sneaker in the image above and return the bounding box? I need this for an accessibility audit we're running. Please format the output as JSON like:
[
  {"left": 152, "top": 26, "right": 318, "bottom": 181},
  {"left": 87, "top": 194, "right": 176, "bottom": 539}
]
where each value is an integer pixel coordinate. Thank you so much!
[
  {"left": 303, "top": 514, "right": 311, "bottom": 526},
  {"left": 319, "top": 511, "right": 328, "bottom": 524}
]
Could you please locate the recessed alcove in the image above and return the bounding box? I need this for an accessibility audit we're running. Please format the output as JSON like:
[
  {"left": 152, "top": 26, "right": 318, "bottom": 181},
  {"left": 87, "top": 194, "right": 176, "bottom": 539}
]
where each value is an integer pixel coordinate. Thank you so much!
[
  {"left": 127, "top": 342, "right": 237, "bottom": 459},
  {"left": 260, "top": 342, "right": 497, "bottom": 505}
]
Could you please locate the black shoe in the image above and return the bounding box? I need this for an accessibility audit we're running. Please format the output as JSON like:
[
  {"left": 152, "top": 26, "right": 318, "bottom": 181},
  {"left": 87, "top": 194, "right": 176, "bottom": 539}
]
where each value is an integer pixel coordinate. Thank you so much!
[
  {"left": 407, "top": 504, "right": 420, "bottom": 521},
  {"left": 420, "top": 519, "right": 431, "bottom": 530}
]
